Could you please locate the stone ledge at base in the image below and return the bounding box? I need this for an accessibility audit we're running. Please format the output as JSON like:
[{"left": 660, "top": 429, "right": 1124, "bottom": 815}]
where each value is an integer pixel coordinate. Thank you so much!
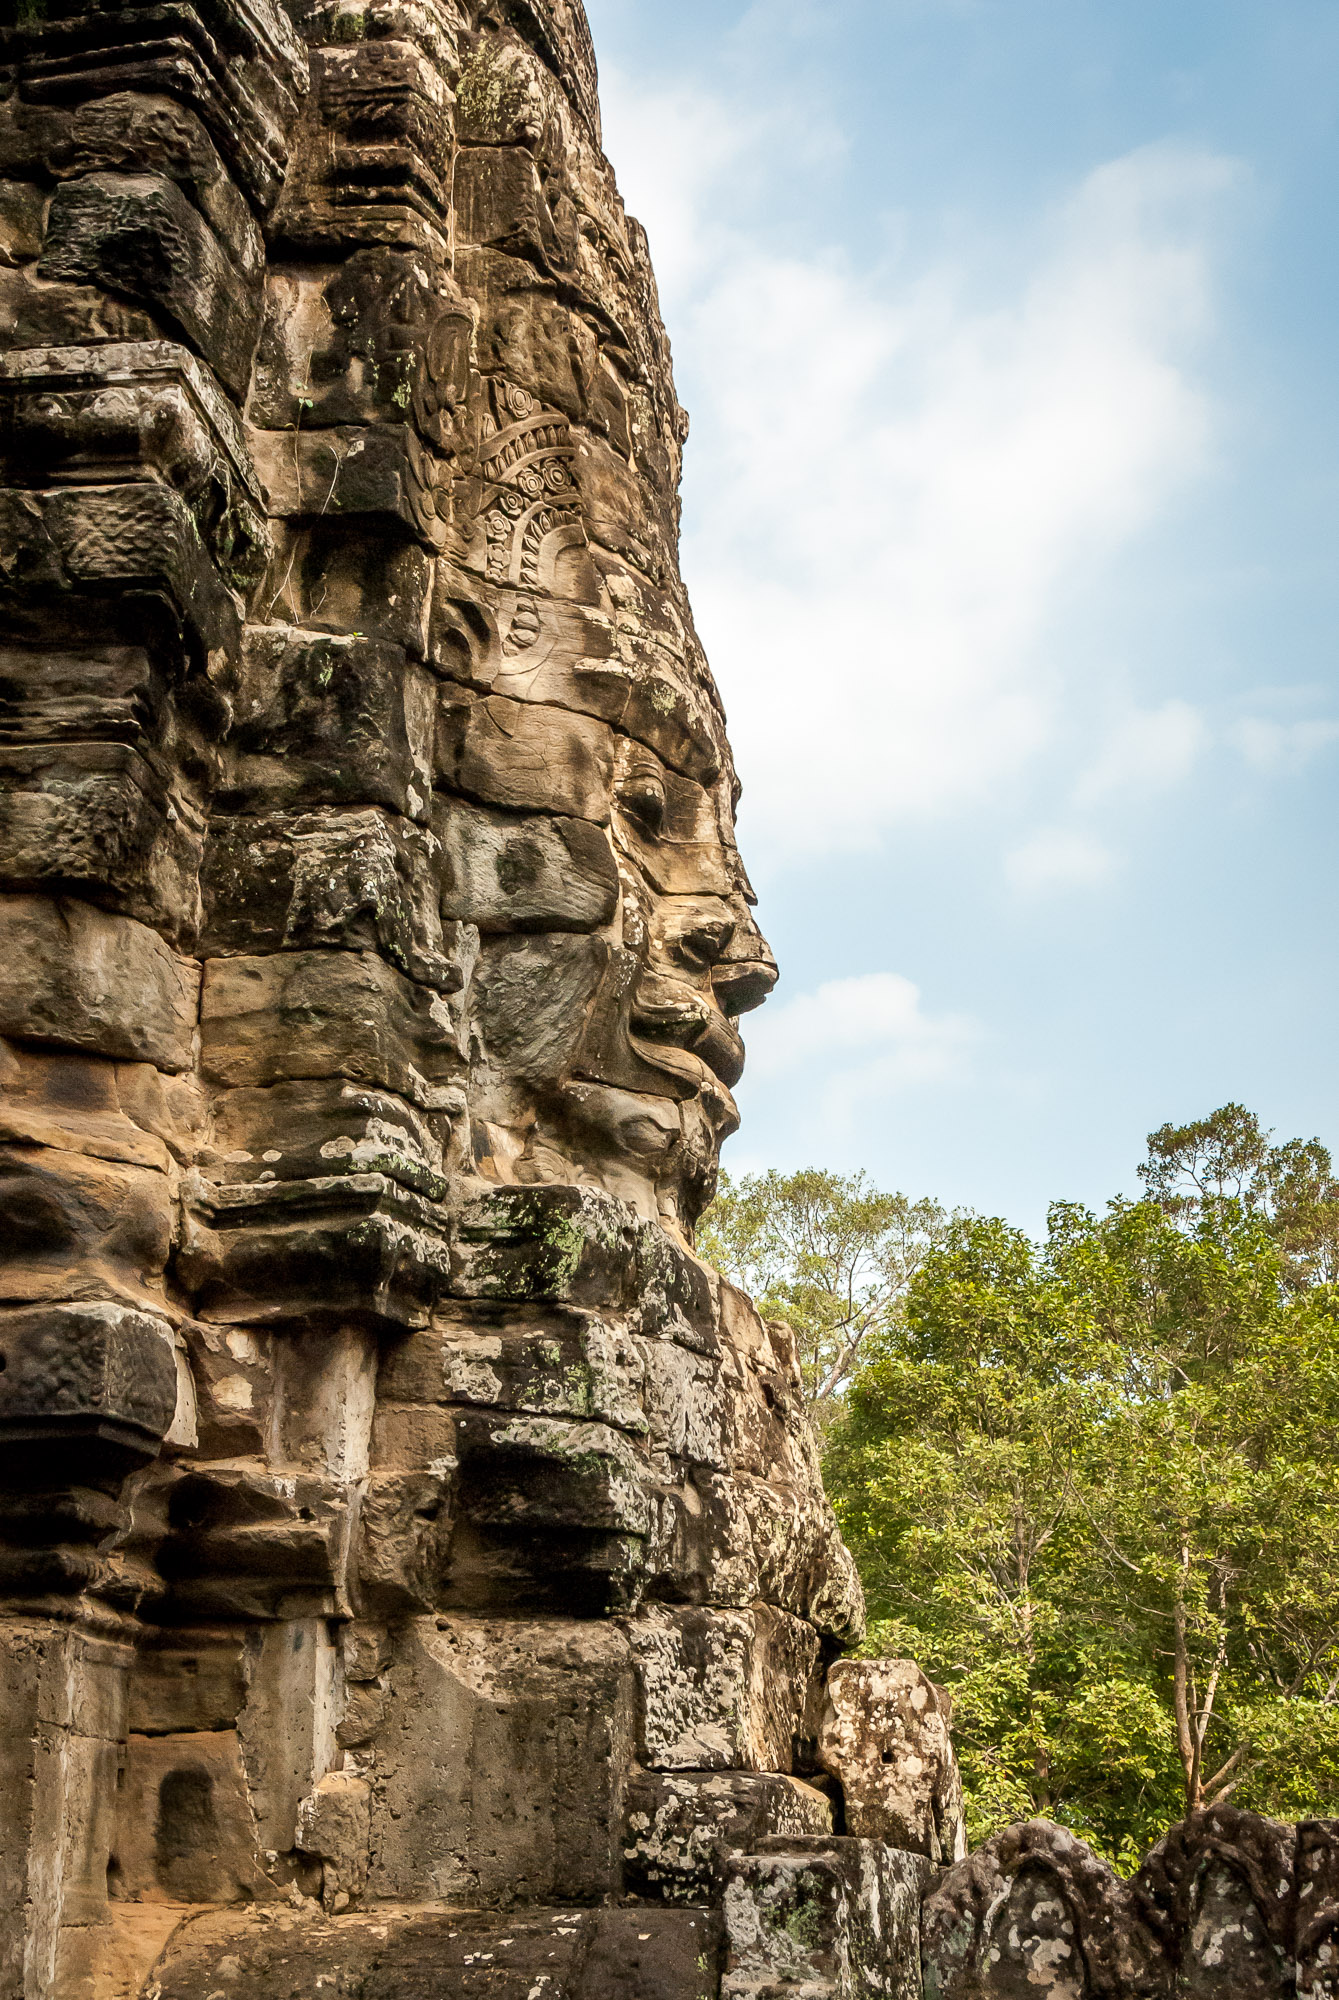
[{"left": 141, "top": 1904, "right": 722, "bottom": 2000}]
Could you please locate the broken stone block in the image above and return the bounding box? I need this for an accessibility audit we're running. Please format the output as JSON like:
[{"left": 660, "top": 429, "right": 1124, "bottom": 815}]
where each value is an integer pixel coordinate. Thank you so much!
[
  {"left": 296, "top": 1770, "right": 371, "bottom": 1912},
  {"left": 1137, "top": 1805, "right": 1297, "bottom": 1997},
  {"left": 353, "top": 1468, "right": 453, "bottom": 1618},
  {"left": 624, "top": 1770, "right": 834, "bottom": 1904},
  {"left": 0, "top": 338, "right": 269, "bottom": 589},
  {"left": 0, "top": 1142, "right": 174, "bottom": 1315},
  {"left": 818, "top": 1658, "right": 966, "bottom": 1863},
  {"left": 0, "top": 481, "right": 242, "bottom": 658},
  {"left": 722, "top": 1839, "right": 933, "bottom": 2000},
  {"left": 64, "top": 92, "right": 266, "bottom": 279}
]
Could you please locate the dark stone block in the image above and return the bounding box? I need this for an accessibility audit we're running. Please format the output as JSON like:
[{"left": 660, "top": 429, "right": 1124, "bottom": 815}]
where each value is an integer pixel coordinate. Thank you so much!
[
  {"left": 39, "top": 171, "right": 260, "bottom": 397},
  {"left": 0, "top": 1301, "right": 177, "bottom": 1474}
]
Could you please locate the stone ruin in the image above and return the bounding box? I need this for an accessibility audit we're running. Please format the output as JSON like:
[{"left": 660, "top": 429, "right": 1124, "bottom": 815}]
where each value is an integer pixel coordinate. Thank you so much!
[{"left": 0, "top": 0, "right": 1335, "bottom": 1994}]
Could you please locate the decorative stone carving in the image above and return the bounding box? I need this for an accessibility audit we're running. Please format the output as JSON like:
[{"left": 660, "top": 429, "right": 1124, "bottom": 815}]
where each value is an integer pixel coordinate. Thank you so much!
[{"left": 921, "top": 1810, "right": 1336, "bottom": 2000}]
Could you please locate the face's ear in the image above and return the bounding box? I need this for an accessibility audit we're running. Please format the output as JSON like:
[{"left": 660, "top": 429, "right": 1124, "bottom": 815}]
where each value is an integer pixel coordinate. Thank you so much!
[{"left": 429, "top": 566, "right": 502, "bottom": 690}]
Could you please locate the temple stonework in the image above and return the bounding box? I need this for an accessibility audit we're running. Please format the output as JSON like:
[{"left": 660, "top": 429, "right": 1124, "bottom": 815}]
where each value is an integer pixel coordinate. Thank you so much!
[{"left": 0, "top": 2, "right": 1333, "bottom": 1995}]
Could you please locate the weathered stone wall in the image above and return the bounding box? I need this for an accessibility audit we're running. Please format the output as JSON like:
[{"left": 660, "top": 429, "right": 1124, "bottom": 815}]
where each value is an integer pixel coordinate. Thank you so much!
[{"left": 0, "top": 3, "right": 961, "bottom": 1995}]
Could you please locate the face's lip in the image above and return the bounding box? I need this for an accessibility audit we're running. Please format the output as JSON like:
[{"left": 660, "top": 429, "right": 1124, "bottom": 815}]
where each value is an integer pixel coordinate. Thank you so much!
[
  {"left": 630, "top": 975, "right": 747, "bottom": 1090},
  {"left": 712, "top": 958, "right": 778, "bottom": 1018}
]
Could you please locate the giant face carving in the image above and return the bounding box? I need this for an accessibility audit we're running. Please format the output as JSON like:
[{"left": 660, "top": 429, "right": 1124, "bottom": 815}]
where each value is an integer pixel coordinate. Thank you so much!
[
  {"left": 435, "top": 399, "right": 778, "bottom": 1233},
  {"left": 224, "top": 9, "right": 778, "bottom": 1245}
]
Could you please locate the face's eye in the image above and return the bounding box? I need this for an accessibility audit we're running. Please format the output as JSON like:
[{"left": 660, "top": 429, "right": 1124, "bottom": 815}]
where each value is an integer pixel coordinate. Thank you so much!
[{"left": 619, "top": 774, "right": 666, "bottom": 837}]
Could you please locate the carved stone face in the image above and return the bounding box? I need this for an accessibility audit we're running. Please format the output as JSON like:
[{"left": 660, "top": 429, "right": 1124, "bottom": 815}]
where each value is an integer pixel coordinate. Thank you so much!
[{"left": 426, "top": 364, "right": 777, "bottom": 1237}]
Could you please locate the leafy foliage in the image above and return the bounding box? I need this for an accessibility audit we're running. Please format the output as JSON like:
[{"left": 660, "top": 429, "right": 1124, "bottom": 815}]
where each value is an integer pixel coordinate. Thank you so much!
[
  {"left": 795, "top": 1110, "right": 1339, "bottom": 1864},
  {"left": 698, "top": 1168, "right": 952, "bottom": 1410}
]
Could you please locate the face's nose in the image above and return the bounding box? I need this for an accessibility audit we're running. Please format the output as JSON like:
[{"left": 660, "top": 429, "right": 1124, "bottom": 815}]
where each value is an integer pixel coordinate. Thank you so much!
[{"left": 710, "top": 900, "right": 778, "bottom": 1018}]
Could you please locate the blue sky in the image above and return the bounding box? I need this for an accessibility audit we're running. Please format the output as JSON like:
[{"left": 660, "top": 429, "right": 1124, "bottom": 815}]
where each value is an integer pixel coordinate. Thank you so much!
[{"left": 581, "top": 0, "right": 1339, "bottom": 1230}]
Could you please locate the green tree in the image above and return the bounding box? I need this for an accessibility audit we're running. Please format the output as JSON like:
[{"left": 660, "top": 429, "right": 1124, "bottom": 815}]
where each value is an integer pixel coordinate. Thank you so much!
[
  {"left": 825, "top": 1167, "right": 1339, "bottom": 1865},
  {"left": 698, "top": 1168, "right": 952, "bottom": 1409},
  {"left": 1142, "top": 1101, "right": 1339, "bottom": 1285}
]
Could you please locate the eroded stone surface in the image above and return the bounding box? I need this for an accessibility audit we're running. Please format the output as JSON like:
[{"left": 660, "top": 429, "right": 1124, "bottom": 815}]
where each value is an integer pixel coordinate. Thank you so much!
[
  {"left": 819, "top": 1658, "right": 965, "bottom": 1863},
  {"left": 920, "top": 1811, "right": 1333, "bottom": 2000}
]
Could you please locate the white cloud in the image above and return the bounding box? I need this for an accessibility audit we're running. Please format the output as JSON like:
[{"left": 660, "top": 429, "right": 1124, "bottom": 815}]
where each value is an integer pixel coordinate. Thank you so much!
[
  {"left": 1005, "top": 829, "right": 1119, "bottom": 896},
  {"left": 1231, "top": 716, "right": 1339, "bottom": 774},
  {"left": 1073, "top": 699, "right": 1206, "bottom": 805},
  {"left": 600, "top": 68, "right": 1239, "bottom": 861},
  {"left": 745, "top": 972, "right": 979, "bottom": 1094}
]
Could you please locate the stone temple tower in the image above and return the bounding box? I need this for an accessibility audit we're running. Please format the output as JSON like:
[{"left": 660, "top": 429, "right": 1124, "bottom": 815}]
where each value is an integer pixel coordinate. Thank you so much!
[{"left": 0, "top": 1, "right": 963, "bottom": 1993}]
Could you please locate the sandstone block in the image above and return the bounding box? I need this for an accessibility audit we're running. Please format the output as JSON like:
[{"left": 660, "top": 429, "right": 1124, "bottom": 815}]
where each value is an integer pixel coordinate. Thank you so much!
[
  {"left": 722, "top": 1839, "right": 932, "bottom": 2000},
  {"left": 922, "top": 1820, "right": 1169, "bottom": 2000},
  {"left": 0, "top": 742, "right": 207, "bottom": 942},
  {"left": 0, "top": 1142, "right": 174, "bottom": 1315},
  {"left": 353, "top": 1468, "right": 453, "bottom": 1618},
  {"left": 296, "top": 1770, "right": 371, "bottom": 1912},
  {"left": 262, "top": 522, "right": 433, "bottom": 656},
  {"left": 438, "top": 692, "right": 617, "bottom": 820},
  {"left": 0, "top": 1044, "right": 178, "bottom": 1174},
  {"left": 39, "top": 171, "right": 260, "bottom": 396},
  {"left": 182, "top": 1174, "right": 455, "bottom": 1330},
  {"left": 0, "top": 1302, "right": 177, "bottom": 1471},
  {"left": 221, "top": 626, "right": 435, "bottom": 819},
  {"left": 627, "top": 1605, "right": 822, "bottom": 1776},
  {"left": 818, "top": 1658, "right": 965, "bottom": 1863},
  {"left": 113, "top": 1727, "right": 273, "bottom": 1903},
  {"left": 0, "top": 894, "right": 198, "bottom": 1072},
  {"left": 65, "top": 92, "right": 266, "bottom": 280},
  {"left": 199, "top": 950, "right": 460, "bottom": 1101},
  {"left": 371, "top": 1616, "right": 636, "bottom": 1905},
  {"left": 202, "top": 808, "right": 459, "bottom": 990},
  {"left": 207, "top": 1077, "right": 449, "bottom": 1198},
  {"left": 624, "top": 1771, "right": 834, "bottom": 1904},
  {"left": 436, "top": 793, "right": 619, "bottom": 933},
  {"left": 154, "top": 1465, "right": 351, "bottom": 1620},
  {"left": 0, "top": 337, "right": 268, "bottom": 589},
  {"left": 456, "top": 1409, "right": 651, "bottom": 1537},
  {"left": 0, "top": 481, "right": 242, "bottom": 656},
  {"left": 145, "top": 1903, "right": 721, "bottom": 2000},
  {"left": 452, "top": 1181, "right": 643, "bottom": 1309}
]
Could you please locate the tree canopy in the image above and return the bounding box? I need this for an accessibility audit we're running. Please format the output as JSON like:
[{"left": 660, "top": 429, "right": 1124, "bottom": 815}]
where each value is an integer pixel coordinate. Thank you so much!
[
  {"left": 705, "top": 1109, "right": 1339, "bottom": 1866},
  {"left": 697, "top": 1168, "right": 952, "bottom": 1410}
]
